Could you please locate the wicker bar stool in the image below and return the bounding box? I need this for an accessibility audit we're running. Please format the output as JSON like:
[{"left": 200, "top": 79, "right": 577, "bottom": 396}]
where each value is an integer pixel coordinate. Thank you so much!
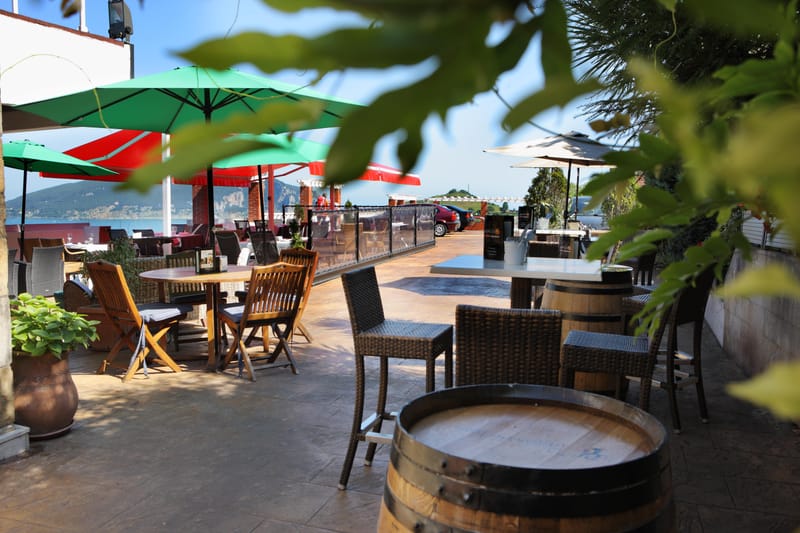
[
  {"left": 339, "top": 266, "right": 453, "bottom": 490},
  {"left": 455, "top": 305, "right": 562, "bottom": 386},
  {"left": 561, "top": 301, "right": 675, "bottom": 411},
  {"left": 622, "top": 267, "right": 717, "bottom": 432}
]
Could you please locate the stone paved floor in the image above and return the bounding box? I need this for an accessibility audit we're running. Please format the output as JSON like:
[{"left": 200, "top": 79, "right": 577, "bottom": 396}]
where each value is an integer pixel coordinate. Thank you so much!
[{"left": 1, "top": 232, "right": 798, "bottom": 532}]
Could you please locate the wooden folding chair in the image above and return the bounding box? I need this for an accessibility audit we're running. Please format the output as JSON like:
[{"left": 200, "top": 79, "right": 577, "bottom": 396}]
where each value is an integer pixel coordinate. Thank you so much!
[
  {"left": 278, "top": 247, "right": 319, "bottom": 342},
  {"left": 87, "top": 260, "right": 190, "bottom": 382},
  {"left": 218, "top": 263, "right": 307, "bottom": 381}
]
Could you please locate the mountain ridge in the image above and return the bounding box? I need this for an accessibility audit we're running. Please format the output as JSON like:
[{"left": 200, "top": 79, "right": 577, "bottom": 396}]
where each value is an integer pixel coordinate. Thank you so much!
[{"left": 6, "top": 179, "right": 301, "bottom": 221}]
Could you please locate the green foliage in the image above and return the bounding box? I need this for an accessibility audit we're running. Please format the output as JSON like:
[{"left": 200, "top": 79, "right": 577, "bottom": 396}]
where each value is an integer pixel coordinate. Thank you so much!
[
  {"left": 179, "top": 1, "right": 593, "bottom": 184},
  {"left": 525, "top": 168, "right": 566, "bottom": 226},
  {"left": 10, "top": 293, "right": 99, "bottom": 358},
  {"left": 727, "top": 361, "right": 800, "bottom": 421},
  {"left": 288, "top": 219, "right": 305, "bottom": 249},
  {"left": 81, "top": 238, "right": 142, "bottom": 294}
]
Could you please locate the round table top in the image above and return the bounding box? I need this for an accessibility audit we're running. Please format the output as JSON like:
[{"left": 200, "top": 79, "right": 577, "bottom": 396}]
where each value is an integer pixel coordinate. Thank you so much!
[{"left": 139, "top": 265, "right": 252, "bottom": 284}]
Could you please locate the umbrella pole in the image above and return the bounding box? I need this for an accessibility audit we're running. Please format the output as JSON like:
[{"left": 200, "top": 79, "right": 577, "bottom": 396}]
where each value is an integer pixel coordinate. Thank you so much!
[
  {"left": 576, "top": 168, "right": 581, "bottom": 222},
  {"left": 267, "top": 165, "right": 275, "bottom": 232},
  {"left": 20, "top": 163, "right": 29, "bottom": 255},
  {"left": 563, "top": 161, "right": 573, "bottom": 230},
  {"left": 258, "top": 165, "right": 266, "bottom": 225}
]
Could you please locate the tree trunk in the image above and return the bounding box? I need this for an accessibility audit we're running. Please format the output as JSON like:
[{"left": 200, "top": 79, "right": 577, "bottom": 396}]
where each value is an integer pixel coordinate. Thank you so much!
[{"left": 0, "top": 92, "right": 16, "bottom": 429}]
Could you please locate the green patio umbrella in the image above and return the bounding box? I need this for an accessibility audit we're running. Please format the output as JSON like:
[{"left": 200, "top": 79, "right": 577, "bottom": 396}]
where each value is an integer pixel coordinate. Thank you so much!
[
  {"left": 213, "top": 134, "right": 330, "bottom": 227},
  {"left": 2, "top": 139, "right": 117, "bottom": 253},
  {"left": 14, "top": 65, "right": 362, "bottom": 248}
]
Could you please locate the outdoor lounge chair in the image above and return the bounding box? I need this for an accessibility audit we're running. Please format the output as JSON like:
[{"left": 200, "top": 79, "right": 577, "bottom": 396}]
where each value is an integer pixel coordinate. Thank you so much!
[
  {"left": 338, "top": 265, "right": 453, "bottom": 490},
  {"left": 87, "top": 260, "right": 190, "bottom": 382},
  {"left": 218, "top": 262, "right": 307, "bottom": 381},
  {"left": 455, "top": 305, "right": 562, "bottom": 386}
]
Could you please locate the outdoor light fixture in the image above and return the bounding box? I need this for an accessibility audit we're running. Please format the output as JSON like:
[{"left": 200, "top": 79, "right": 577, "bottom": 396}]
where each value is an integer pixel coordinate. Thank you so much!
[{"left": 108, "top": 0, "right": 133, "bottom": 41}]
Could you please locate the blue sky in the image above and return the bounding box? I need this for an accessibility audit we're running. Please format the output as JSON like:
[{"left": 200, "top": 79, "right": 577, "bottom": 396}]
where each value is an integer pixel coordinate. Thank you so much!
[{"left": 4, "top": 0, "right": 598, "bottom": 207}]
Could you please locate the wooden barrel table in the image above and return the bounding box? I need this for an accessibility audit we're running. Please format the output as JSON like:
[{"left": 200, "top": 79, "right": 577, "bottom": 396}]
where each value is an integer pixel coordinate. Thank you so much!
[
  {"left": 379, "top": 384, "right": 673, "bottom": 532},
  {"left": 541, "top": 265, "right": 633, "bottom": 393}
]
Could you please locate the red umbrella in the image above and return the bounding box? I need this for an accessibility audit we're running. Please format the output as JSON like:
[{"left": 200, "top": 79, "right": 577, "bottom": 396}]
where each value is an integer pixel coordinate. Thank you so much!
[
  {"left": 307, "top": 161, "right": 421, "bottom": 186},
  {"left": 40, "top": 129, "right": 254, "bottom": 184}
]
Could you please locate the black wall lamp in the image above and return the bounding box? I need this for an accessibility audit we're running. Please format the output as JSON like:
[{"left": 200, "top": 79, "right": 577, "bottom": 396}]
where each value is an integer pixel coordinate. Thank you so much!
[{"left": 108, "top": 0, "right": 133, "bottom": 41}]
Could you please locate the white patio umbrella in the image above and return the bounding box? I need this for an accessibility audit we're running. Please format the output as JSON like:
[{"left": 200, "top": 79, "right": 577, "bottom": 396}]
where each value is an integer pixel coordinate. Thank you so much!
[{"left": 486, "top": 131, "right": 613, "bottom": 228}]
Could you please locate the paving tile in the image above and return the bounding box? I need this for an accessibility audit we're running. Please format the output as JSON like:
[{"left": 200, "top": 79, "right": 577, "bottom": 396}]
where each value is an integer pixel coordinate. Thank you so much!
[
  {"left": 695, "top": 504, "right": 798, "bottom": 533},
  {"left": 725, "top": 477, "right": 800, "bottom": 518},
  {"left": 307, "top": 488, "right": 382, "bottom": 533}
]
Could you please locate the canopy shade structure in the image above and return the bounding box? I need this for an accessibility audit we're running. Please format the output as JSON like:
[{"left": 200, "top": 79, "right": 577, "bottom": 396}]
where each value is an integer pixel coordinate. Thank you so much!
[
  {"left": 485, "top": 131, "right": 613, "bottom": 228},
  {"left": 3, "top": 139, "right": 116, "bottom": 252},
  {"left": 307, "top": 161, "right": 421, "bottom": 186},
  {"left": 14, "top": 65, "right": 363, "bottom": 248}
]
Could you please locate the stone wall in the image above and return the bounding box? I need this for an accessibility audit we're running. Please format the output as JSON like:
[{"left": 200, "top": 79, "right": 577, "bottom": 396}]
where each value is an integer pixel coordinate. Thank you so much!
[{"left": 706, "top": 248, "right": 800, "bottom": 377}]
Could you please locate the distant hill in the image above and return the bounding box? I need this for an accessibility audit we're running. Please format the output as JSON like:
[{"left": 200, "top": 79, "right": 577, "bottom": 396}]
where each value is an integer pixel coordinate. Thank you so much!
[{"left": 6, "top": 179, "right": 300, "bottom": 221}]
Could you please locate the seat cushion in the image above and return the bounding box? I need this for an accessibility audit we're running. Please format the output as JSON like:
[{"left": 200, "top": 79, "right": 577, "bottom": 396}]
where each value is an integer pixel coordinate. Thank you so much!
[
  {"left": 220, "top": 303, "right": 245, "bottom": 323},
  {"left": 138, "top": 303, "right": 192, "bottom": 324}
]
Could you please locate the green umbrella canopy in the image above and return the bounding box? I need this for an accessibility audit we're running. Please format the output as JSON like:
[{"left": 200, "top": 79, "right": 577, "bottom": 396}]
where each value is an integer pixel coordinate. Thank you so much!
[
  {"left": 213, "top": 133, "right": 330, "bottom": 228},
  {"left": 213, "top": 134, "right": 329, "bottom": 169},
  {"left": 3, "top": 139, "right": 118, "bottom": 176},
  {"left": 2, "top": 139, "right": 117, "bottom": 252},
  {"left": 14, "top": 66, "right": 361, "bottom": 133},
  {"left": 14, "top": 66, "right": 362, "bottom": 246}
]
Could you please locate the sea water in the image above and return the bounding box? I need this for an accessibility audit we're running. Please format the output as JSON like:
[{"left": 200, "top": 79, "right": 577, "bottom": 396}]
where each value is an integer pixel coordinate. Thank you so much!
[{"left": 6, "top": 217, "right": 195, "bottom": 236}]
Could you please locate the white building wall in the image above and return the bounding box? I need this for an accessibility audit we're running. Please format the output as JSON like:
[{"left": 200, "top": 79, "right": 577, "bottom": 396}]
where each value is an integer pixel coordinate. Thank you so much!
[{"left": 0, "top": 10, "right": 131, "bottom": 105}]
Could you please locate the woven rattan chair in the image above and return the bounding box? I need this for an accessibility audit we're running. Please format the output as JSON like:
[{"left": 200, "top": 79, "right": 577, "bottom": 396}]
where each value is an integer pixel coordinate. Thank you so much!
[
  {"left": 87, "top": 260, "right": 190, "bottom": 382},
  {"left": 455, "top": 304, "right": 562, "bottom": 386},
  {"left": 560, "top": 301, "right": 675, "bottom": 412},
  {"left": 338, "top": 265, "right": 453, "bottom": 490},
  {"left": 214, "top": 230, "right": 245, "bottom": 265},
  {"left": 218, "top": 262, "right": 307, "bottom": 380},
  {"left": 20, "top": 246, "right": 65, "bottom": 297},
  {"left": 622, "top": 266, "right": 716, "bottom": 432},
  {"left": 250, "top": 230, "right": 279, "bottom": 265},
  {"left": 7, "top": 248, "right": 19, "bottom": 297}
]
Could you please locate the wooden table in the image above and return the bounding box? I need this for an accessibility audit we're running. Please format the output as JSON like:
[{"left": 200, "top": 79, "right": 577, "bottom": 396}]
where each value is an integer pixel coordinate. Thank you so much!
[
  {"left": 430, "top": 254, "right": 603, "bottom": 309},
  {"left": 140, "top": 265, "right": 253, "bottom": 370}
]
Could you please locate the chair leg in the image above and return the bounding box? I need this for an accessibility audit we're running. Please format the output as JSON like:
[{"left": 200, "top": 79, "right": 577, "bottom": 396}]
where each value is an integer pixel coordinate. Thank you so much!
[
  {"left": 339, "top": 354, "right": 366, "bottom": 490},
  {"left": 425, "top": 357, "right": 435, "bottom": 393},
  {"left": 365, "top": 357, "right": 389, "bottom": 466},
  {"left": 693, "top": 321, "right": 709, "bottom": 422},
  {"left": 444, "top": 346, "right": 453, "bottom": 388},
  {"left": 666, "top": 329, "right": 683, "bottom": 433}
]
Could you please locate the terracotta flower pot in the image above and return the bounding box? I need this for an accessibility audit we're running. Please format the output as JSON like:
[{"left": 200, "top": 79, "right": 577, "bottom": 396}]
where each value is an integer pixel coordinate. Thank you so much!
[{"left": 12, "top": 352, "right": 79, "bottom": 439}]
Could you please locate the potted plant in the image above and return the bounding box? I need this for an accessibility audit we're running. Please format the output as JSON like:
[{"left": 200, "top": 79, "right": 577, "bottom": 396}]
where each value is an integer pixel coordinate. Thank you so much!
[
  {"left": 288, "top": 219, "right": 305, "bottom": 249},
  {"left": 10, "top": 293, "right": 99, "bottom": 439}
]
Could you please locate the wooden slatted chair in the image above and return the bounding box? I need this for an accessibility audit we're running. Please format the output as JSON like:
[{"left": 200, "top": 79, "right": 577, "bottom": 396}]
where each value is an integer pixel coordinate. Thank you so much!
[
  {"left": 218, "top": 263, "right": 307, "bottom": 381},
  {"left": 278, "top": 247, "right": 319, "bottom": 342},
  {"left": 455, "top": 305, "right": 562, "bottom": 386},
  {"left": 87, "top": 260, "right": 190, "bottom": 382}
]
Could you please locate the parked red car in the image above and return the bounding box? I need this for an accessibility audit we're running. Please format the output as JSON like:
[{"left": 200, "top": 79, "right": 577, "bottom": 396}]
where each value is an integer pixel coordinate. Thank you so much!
[{"left": 434, "top": 205, "right": 459, "bottom": 237}]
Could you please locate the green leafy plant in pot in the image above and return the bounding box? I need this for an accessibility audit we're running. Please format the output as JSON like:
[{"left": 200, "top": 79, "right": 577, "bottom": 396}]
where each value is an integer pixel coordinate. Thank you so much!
[
  {"left": 10, "top": 293, "right": 99, "bottom": 439},
  {"left": 288, "top": 219, "right": 305, "bottom": 249}
]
